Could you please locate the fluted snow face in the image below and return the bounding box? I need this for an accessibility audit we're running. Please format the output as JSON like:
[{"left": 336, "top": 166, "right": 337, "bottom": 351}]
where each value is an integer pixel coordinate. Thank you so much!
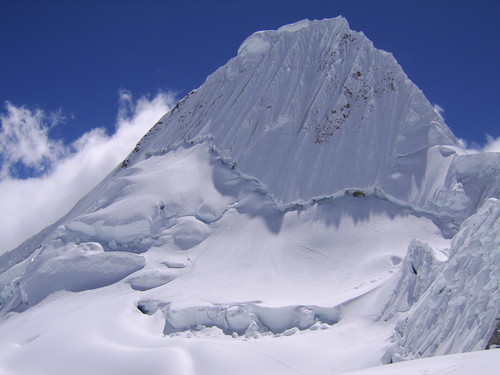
[{"left": 134, "top": 17, "right": 460, "bottom": 205}]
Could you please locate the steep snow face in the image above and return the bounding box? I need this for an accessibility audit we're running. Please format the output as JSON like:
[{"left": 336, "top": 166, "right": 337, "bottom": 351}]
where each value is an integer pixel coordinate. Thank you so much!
[
  {"left": 382, "top": 198, "right": 500, "bottom": 361},
  {"left": 129, "top": 17, "right": 462, "bottom": 210}
]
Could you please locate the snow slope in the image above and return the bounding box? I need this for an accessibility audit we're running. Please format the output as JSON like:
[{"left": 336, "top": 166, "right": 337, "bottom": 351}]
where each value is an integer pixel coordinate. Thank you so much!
[
  {"left": 0, "top": 17, "right": 498, "bottom": 375},
  {"left": 343, "top": 349, "right": 499, "bottom": 375}
]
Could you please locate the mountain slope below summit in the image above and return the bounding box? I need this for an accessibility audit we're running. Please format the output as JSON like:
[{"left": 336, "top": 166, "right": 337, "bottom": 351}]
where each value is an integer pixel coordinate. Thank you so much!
[
  {"left": 0, "top": 142, "right": 450, "bottom": 312},
  {"left": 0, "top": 141, "right": 453, "bottom": 375}
]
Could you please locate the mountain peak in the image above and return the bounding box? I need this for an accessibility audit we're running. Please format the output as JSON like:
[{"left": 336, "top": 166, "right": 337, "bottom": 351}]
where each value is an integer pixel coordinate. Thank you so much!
[
  {"left": 237, "top": 18, "right": 348, "bottom": 60},
  {"left": 129, "top": 17, "right": 461, "bottom": 209}
]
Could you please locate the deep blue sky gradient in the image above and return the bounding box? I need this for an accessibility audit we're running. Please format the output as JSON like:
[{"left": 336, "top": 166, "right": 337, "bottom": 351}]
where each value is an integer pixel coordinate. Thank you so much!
[{"left": 1, "top": 0, "right": 498, "bottom": 145}]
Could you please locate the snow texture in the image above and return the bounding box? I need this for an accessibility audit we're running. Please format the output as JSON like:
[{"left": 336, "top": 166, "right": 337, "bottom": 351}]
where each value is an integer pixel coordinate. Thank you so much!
[
  {"left": 383, "top": 198, "right": 500, "bottom": 362},
  {"left": 0, "top": 16, "right": 498, "bottom": 375},
  {"left": 132, "top": 19, "right": 469, "bottom": 214}
]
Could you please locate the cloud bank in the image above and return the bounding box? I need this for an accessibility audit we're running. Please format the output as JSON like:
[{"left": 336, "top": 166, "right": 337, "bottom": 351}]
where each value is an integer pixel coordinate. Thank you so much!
[
  {"left": 0, "top": 103, "right": 66, "bottom": 178},
  {"left": 459, "top": 135, "right": 500, "bottom": 154},
  {"left": 0, "top": 91, "right": 175, "bottom": 254}
]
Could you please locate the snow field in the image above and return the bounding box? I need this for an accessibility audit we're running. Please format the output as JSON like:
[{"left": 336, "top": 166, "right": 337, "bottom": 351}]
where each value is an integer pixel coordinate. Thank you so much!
[{"left": 0, "top": 279, "right": 398, "bottom": 375}]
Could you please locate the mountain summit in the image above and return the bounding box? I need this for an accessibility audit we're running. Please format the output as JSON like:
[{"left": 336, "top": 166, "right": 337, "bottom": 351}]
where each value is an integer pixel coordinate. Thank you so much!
[
  {"left": 132, "top": 18, "right": 461, "bottom": 207},
  {"left": 0, "top": 17, "right": 498, "bottom": 375},
  {"left": 126, "top": 17, "right": 497, "bottom": 227}
]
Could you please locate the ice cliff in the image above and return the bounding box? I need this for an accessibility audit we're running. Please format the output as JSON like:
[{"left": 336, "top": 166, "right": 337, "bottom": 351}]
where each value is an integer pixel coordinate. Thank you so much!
[{"left": 382, "top": 198, "right": 499, "bottom": 361}]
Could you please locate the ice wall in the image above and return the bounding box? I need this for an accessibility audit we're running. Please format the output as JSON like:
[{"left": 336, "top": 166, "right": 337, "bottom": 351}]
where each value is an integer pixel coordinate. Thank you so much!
[{"left": 382, "top": 198, "right": 500, "bottom": 362}]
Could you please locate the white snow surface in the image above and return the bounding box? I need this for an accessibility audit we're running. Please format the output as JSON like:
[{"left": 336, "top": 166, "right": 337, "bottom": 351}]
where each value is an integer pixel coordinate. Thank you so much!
[
  {"left": 343, "top": 349, "right": 499, "bottom": 375},
  {"left": 0, "top": 17, "right": 499, "bottom": 375}
]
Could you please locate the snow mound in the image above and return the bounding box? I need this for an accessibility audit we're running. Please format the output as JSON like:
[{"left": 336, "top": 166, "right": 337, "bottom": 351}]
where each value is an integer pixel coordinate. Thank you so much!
[
  {"left": 431, "top": 152, "right": 500, "bottom": 224},
  {"left": 277, "top": 19, "right": 311, "bottom": 33},
  {"left": 20, "top": 242, "right": 145, "bottom": 307},
  {"left": 237, "top": 32, "right": 272, "bottom": 59},
  {"left": 128, "top": 270, "right": 174, "bottom": 291},
  {"left": 167, "top": 217, "right": 210, "bottom": 250}
]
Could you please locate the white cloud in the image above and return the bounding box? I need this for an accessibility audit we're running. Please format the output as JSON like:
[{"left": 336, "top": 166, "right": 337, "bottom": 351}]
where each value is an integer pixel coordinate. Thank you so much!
[
  {"left": 459, "top": 134, "right": 500, "bottom": 154},
  {"left": 0, "top": 103, "right": 66, "bottom": 178},
  {"left": 482, "top": 135, "right": 500, "bottom": 153},
  {"left": 433, "top": 103, "right": 445, "bottom": 121},
  {"left": 0, "top": 91, "right": 176, "bottom": 254}
]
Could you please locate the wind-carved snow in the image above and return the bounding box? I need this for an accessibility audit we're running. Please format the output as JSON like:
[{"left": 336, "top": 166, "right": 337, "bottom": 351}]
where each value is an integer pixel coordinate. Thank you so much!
[
  {"left": 0, "top": 16, "right": 498, "bottom": 375},
  {"left": 237, "top": 32, "right": 272, "bottom": 62},
  {"left": 21, "top": 244, "right": 146, "bottom": 307},
  {"left": 381, "top": 240, "right": 447, "bottom": 318},
  {"left": 382, "top": 198, "right": 499, "bottom": 362},
  {"left": 159, "top": 302, "right": 340, "bottom": 337}
]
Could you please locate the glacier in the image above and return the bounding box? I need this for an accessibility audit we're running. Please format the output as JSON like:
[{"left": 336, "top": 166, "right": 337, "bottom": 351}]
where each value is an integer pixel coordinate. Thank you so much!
[{"left": 0, "top": 17, "right": 498, "bottom": 375}]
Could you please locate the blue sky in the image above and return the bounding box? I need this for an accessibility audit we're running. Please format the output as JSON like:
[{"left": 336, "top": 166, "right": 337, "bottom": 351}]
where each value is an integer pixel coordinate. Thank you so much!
[{"left": 0, "top": 0, "right": 498, "bottom": 252}]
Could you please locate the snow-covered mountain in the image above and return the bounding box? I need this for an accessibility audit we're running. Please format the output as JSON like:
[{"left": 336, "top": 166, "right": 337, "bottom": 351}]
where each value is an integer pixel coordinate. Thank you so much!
[{"left": 0, "top": 17, "right": 498, "bottom": 375}]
